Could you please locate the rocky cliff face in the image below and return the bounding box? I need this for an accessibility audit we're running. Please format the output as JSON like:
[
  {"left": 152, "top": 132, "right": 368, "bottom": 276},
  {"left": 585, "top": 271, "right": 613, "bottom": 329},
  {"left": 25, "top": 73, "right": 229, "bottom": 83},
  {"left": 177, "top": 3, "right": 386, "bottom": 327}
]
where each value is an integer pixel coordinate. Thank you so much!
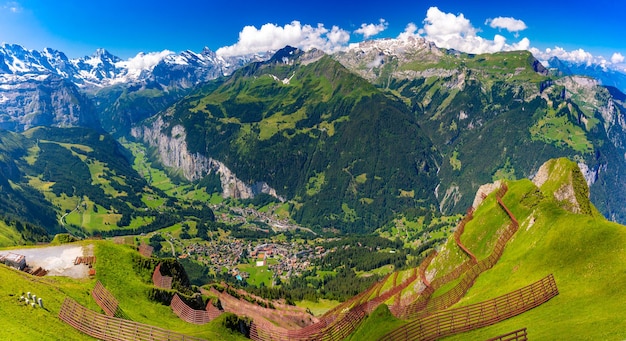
[
  {"left": 131, "top": 116, "right": 282, "bottom": 200},
  {"left": 0, "top": 74, "right": 100, "bottom": 131}
]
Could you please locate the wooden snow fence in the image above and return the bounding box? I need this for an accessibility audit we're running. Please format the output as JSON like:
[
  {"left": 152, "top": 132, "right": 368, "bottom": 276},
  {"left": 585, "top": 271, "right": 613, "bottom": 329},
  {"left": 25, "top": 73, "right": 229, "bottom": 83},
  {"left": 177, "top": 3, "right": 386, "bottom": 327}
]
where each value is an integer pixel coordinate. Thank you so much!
[{"left": 59, "top": 297, "right": 207, "bottom": 341}]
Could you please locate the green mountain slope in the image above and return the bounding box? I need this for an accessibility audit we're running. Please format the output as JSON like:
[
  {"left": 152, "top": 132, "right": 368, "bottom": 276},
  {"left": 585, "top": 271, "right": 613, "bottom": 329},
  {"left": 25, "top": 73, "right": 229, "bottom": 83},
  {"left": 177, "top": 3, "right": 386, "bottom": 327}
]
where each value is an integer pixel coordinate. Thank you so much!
[
  {"left": 0, "top": 241, "right": 246, "bottom": 340},
  {"left": 351, "top": 158, "right": 626, "bottom": 339},
  {"left": 442, "top": 158, "right": 626, "bottom": 339},
  {"left": 154, "top": 46, "right": 441, "bottom": 233},
  {"left": 0, "top": 127, "right": 213, "bottom": 245},
  {"left": 336, "top": 44, "right": 626, "bottom": 223}
]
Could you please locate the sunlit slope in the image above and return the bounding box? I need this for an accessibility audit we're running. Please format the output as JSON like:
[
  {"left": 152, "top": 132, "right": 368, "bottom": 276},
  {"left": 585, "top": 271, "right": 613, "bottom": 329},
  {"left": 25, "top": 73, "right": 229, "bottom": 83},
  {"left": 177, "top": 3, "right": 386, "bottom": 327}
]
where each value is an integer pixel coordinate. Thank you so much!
[
  {"left": 442, "top": 159, "right": 626, "bottom": 339},
  {"left": 350, "top": 158, "right": 626, "bottom": 340},
  {"left": 0, "top": 241, "right": 247, "bottom": 340}
]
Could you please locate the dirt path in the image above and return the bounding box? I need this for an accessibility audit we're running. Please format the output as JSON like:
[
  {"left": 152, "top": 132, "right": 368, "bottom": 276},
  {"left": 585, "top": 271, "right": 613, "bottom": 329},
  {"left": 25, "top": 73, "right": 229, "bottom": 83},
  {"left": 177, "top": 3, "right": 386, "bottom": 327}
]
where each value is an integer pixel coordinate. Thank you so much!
[{"left": 0, "top": 244, "right": 92, "bottom": 278}]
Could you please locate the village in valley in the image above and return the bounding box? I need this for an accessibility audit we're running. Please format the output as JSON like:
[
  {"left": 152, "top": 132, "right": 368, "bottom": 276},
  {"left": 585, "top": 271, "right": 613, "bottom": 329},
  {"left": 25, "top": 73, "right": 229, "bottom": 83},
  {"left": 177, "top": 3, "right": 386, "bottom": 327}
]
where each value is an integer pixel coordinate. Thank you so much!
[{"left": 151, "top": 202, "right": 331, "bottom": 287}]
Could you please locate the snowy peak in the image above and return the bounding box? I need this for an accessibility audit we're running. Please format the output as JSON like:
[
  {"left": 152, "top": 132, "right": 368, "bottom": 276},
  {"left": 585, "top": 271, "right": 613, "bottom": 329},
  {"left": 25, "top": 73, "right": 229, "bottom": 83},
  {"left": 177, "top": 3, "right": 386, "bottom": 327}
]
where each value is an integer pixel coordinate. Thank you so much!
[
  {"left": 0, "top": 43, "right": 53, "bottom": 74},
  {"left": 91, "top": 48, "right": 121, "bottom": 63},
  {"left": 0, "top": 43, "right": 270, "bottom": 89},
  {"left": 547, "top": 56, "right": 626, "bottom": 94}
]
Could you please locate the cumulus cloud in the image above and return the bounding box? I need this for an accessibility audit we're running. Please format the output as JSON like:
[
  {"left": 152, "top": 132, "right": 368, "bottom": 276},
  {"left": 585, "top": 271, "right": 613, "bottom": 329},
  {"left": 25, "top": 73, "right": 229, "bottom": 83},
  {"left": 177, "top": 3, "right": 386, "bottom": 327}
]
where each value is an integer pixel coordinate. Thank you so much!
[
  {"left": 216, "top": 21, "right": 350, "bottom": 57},
  {"left": 354, "top": 19, "right": 388, "bottom": 39},
  {"left": 611, "top": 52, "right": 624, "bottom": 64},
  {"left": 397, "top": 22, "right": 419, "bottom": 41},
  {"left": 422, "top": 7, "right": 476, "bottom": 40},
  {"left": 486, "top": 17, "right": 527, "bottom": 33},
  {"left": 529, "top": 46, "right": 598, "bottom": 66},
  {"left": 419, "top": 7, "right": 530, "bottom": 54},
  {"left": 118, "top": 50, "right": 174, "bottom": 74}
]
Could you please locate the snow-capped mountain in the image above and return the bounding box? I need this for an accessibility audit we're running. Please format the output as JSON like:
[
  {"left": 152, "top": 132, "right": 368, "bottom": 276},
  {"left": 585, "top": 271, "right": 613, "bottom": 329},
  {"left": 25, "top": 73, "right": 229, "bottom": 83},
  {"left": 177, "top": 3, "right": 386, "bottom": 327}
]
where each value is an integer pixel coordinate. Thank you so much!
[
  {"left": 0, "top": 43, "right": 272, "bottom": 133},
  {"left": 0, "top": 43, "right": 270, "bottom": 89},
  {"left": 546, "top": 56, "right": 626, "bottom": 94}
]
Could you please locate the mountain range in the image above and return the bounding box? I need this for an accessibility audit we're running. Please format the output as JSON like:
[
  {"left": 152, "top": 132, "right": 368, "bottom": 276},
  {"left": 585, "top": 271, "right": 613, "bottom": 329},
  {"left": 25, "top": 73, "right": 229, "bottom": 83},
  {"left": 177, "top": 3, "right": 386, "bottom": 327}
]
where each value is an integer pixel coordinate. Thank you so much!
[
  {"left": 0, "top": 43, "right": 270, "bottom": 88},
  {"left": 2, "top": 30, "right": 626, "bottom": 340},
  {"left": 2, "top": 38, "right": 626, "bottom": 234}
]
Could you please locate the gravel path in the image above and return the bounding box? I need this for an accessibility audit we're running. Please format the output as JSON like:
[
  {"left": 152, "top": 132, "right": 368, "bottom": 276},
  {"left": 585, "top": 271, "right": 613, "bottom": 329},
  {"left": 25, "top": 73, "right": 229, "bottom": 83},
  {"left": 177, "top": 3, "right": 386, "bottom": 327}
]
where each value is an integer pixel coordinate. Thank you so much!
[{"left": 0, "top": 244, "right": 93, "bottom": 278}]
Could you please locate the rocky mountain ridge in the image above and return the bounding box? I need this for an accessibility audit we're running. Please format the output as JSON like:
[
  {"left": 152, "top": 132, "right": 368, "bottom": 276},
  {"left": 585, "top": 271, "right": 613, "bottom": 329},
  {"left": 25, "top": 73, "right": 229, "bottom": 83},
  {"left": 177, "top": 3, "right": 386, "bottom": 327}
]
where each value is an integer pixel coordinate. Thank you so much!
[
  {"left": 3, "top": 38, "right": 626, "bottom": 227},
  {"left": 547, "top": 56, "right": 626, "bottom": 94},
  {"left": 0, "top": 73, "right": 101, "bottom": 131},
  {"left": 0, "top": 43, "right": 270, "bottom": 89},
  {"left": 332, "top": 38, "right": 626, "bottom": 223}
]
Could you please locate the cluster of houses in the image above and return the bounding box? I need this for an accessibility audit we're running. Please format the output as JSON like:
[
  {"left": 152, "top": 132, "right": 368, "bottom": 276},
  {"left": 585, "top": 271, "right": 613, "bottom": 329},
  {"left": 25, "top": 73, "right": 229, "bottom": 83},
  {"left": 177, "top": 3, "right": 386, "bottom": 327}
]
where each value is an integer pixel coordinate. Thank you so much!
[
  {"left": 178, "top": 236, "right": 333, "bottom": 284},
  {"left": 250, "top": 242, "right": 329, "bottom": 280},
  {"left": 213, "top": 204, "right": 313, "bottom": 234},
  {"left": 181, "top": 239, "right": 245, "bottom": 273}
]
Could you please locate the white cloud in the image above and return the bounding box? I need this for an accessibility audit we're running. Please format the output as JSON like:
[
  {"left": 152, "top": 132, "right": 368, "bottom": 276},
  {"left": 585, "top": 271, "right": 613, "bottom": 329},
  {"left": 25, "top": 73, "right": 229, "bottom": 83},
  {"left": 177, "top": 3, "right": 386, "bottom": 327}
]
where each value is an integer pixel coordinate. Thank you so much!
[
  {"left": 354, "top": 19, "right": 388, "bottom": 39},
  {"left": 486, "top": 17, "right": 527, "bottom": 33},
  {"left": 422, "top": 7, "right": 476, "bottom": 41},
  {"left": 397, "top": 22, "right": 419, "bottom": 41},
  {"left": 530, "top": 46, "right": 599, "bottom": 66},
  {"left": 118, "top": 50, "right": 174, "bottom": 74},
  {"left": 418, "top": 7, "right": 530, "bottom": 54},
  {"left": 216, "top": 21, "right": 350, "bottom": 57},
  {"left": 327, "top": 25, "right": 351, "bottom": 46},
  {"left": 611, "top": 52, "right": 624, "bottom": 64}
]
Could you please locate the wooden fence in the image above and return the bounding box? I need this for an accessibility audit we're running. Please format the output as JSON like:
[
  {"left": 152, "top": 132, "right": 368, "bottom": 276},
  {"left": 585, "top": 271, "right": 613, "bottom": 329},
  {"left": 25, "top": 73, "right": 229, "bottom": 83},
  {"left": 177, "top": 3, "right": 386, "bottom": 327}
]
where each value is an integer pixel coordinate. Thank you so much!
[
  {"left": 170, "top": 293, "right": 223, "bottom": 325},
  {"left": 152, "top": 263, "right": 173, "bottom": 289},
  {"left": 395, "top": 184, "right": 520, "bottom": 320},
  {"left": 249, "top": 303, "right": 367, "bottom": 341},
  {"left": 379, "top": 275, "right": 557, "bottom": 341},
  {"left": 392, "top": 206, "right": 477, "bottom": 318},
  {"left": 58, "top": 297, "right": 207, "bottom": 341},
  {"left": 247, "top": 264, "right": 422, "bottom": 341},
  {"left": 485, "top": 328, "right": 528, "bottom": 341},
  {"left": 92, "top": 281, "right": 126, "bottom": 318},
  {"left": 454, "top": 207, "right": 477, "bottom": 263},
  {"left": 321, "top": 272, "right": 392, "bottom": 319}
]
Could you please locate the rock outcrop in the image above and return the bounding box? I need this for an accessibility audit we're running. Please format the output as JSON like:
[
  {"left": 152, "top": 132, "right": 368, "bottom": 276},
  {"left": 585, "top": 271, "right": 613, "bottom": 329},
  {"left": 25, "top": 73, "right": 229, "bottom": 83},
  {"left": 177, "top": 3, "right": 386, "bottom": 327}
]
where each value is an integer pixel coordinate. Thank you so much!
[
  {"left": 131, "top": 117, "right": 283, "bottom": 201},
  {"left": 0, "top": 74, "right": 100, "bottom": 131},
  {"left": 532, "top": 158, "right": 592, "bottom": 215}
]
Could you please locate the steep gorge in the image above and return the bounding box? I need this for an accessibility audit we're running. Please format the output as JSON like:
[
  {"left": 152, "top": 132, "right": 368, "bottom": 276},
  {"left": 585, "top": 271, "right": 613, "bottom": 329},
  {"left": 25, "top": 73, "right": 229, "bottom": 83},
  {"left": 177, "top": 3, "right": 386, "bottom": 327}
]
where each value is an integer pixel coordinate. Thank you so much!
[{"left": 131, "top": 116, "right": 282, "bottom": 200}]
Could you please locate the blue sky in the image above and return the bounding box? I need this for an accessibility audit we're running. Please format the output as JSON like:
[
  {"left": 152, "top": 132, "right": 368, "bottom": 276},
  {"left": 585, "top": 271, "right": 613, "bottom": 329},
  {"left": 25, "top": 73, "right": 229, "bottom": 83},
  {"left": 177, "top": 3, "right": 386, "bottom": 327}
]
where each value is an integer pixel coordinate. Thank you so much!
[{"left": 1, "top": 0, "right": 624, "bottom": 68}]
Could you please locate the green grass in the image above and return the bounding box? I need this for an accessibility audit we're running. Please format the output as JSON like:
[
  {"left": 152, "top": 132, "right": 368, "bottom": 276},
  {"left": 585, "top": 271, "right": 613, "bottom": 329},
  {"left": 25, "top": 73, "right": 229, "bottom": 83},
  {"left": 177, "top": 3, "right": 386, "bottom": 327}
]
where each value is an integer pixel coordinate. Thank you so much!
[
  {"left": 530, "top": 107, "right": 593, "bottom": 154},
  {"left": 361, "top": 160, "right": 626, "bottom": 340},
  {"left": 306, "top": 172, "right": 325, "bottom": 196},
  {"left": 258, "top": 108, "right": 307, "bottom": 140},
  {"left": 0, "top": 240, "right": 251, "bottom": 340},
  {"left": 94, "top": 241, "right": 246, "bottom": 340},
  {"left": 442, "top": 180, "right": 626, "bottom": 340},
  {"left": 347, "top": 304, "right": 405, "bottom": 341},
  {"left": 357, "top": 264, "right": 394, "bottom": 278},
  {"left": 0, "top": 221, "right": 26, "bottom": 247},
  {"left": 296, "top": 298, "right": 340, "bottom": 316},
  {"left": 461, "top": 191, "right": 509, "bottom": 260},
  {"left": 237, "top": 260, "right": 275, "bottom": 287},
  {"left": 0, "top": 262, "right": 95, "bottom": 340}
]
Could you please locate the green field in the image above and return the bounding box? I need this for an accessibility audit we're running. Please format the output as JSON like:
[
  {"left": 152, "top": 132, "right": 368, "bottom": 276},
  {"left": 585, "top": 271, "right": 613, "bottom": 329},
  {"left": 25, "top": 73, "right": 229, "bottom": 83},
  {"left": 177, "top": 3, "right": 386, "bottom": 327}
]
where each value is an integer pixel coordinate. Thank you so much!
[
  {"left": 354, "top": 159, "right": 626, "bottom": 340},
  {"left": 0, "top": 240, "right": 246, "bottom": 340},
  {"left": 296, "top": 298, "right": 340, "bottom": 316}
]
